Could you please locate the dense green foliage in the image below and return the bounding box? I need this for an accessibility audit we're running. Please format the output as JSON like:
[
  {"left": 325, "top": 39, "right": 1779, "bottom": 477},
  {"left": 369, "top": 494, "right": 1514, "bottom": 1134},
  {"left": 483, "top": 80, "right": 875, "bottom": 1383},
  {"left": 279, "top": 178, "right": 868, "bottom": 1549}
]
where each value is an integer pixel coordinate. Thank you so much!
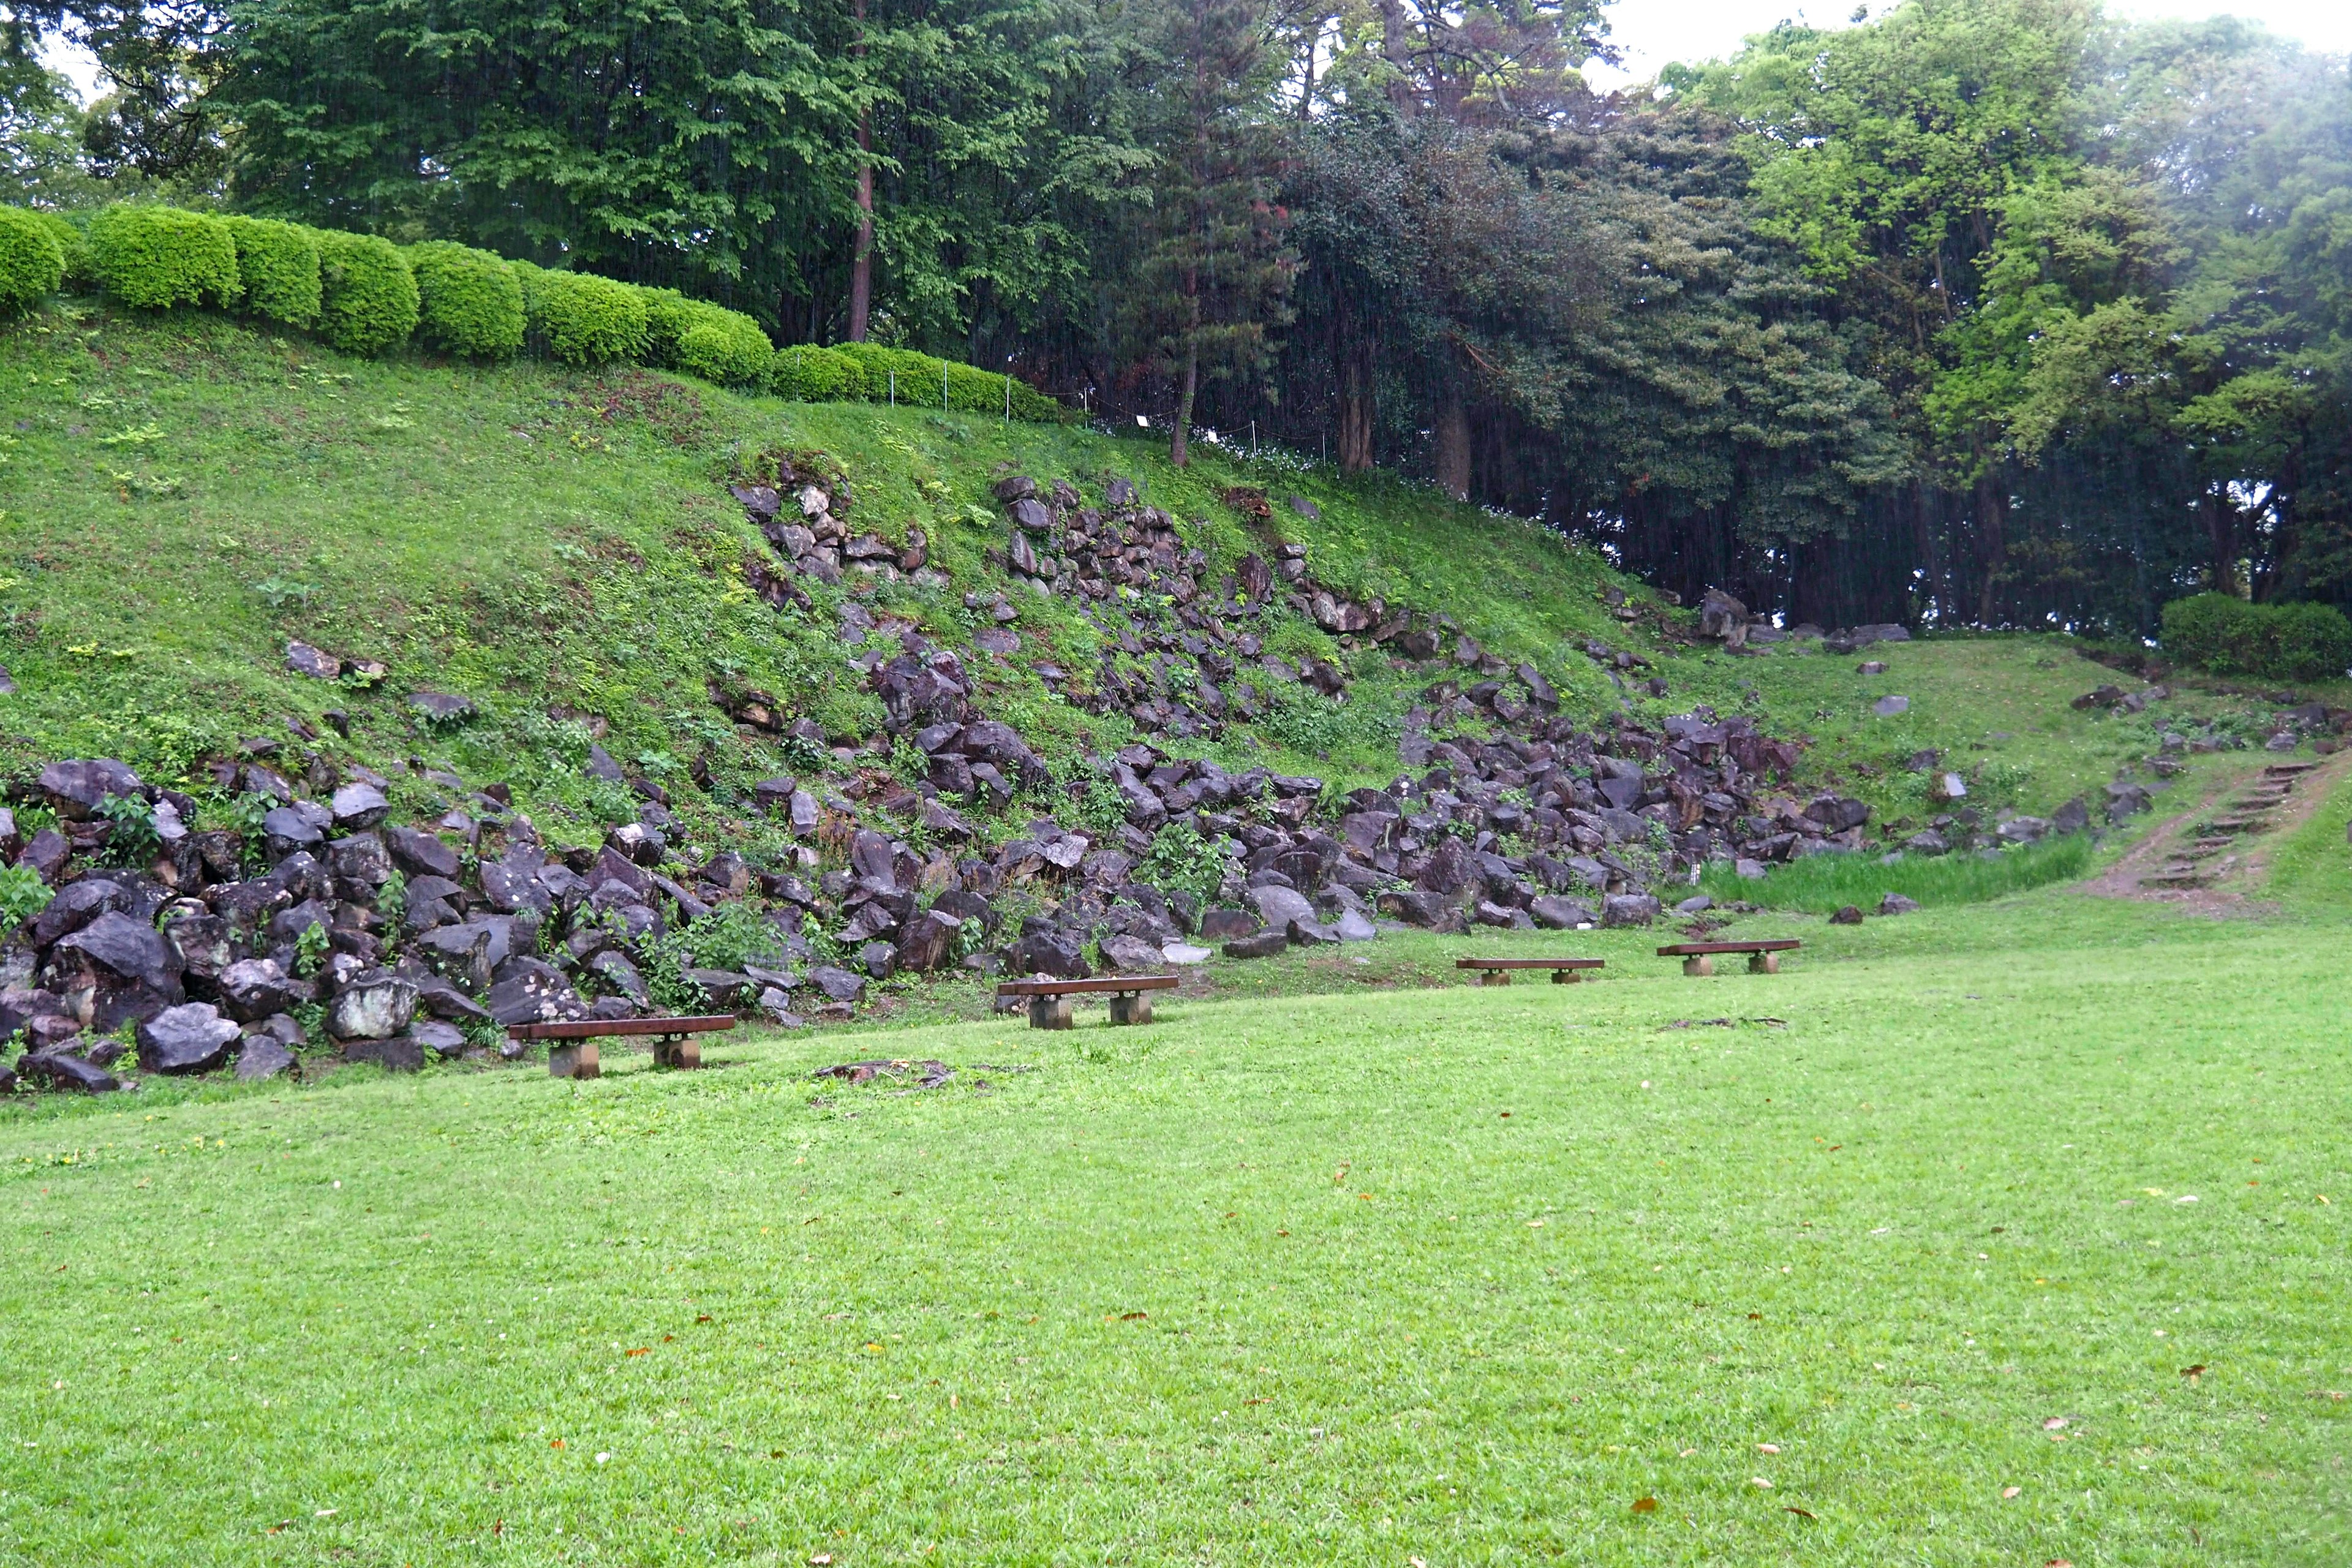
[
  {"left": 313, "top": 228, "right": 417, "bottom": 355},
  {"left": 405, "top": 240, "right": 523, "bottom": 358},
  {"left": 773, "top": 343, "right": 869, "bottom": 402},
  {"left": 518, "top": 266, "right": 649, "bottom": 366},
  {"left": 87, "top": 203, "right": 238, "bottom": 309},
  {"left": 7, "top": 0, "right": 2351, "bottom": 625},
  {"left": 220, "top": 213, "right": 318, "bottom": 326},
  {"left": 0, "top": 206, "right": 64, "bottom": 316},
  {"left": 643, "top": 289, "right": 771, "bottom": 388},
  {"left": 2160, "top": 592, "right": 2352, "bottom": 680}
]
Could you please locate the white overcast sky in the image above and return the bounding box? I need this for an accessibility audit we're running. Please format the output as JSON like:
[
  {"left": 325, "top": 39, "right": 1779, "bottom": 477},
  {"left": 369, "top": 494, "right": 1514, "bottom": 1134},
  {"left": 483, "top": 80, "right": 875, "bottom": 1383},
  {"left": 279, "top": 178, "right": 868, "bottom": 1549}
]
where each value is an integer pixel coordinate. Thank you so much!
[
  {"left": 1588, "top": 0, "right": 2351, "bottom": 88},
  {"left": 37, "top": 0, "right": 2351, "bottom": 100}
]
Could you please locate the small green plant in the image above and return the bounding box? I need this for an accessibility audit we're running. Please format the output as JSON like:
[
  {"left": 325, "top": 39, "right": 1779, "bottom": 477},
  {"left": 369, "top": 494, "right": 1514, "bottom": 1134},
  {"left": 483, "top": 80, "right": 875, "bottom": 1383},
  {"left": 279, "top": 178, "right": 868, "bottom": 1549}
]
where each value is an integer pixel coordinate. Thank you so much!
[
  {"left": 377, "top": 867, "right": 409, "bottom": 924},
  {"left": 290, "top": 1000, "right": 328, "bottom": 1047},
  {"left": 639, "top": 930, "right": 711, "bottom": 1014},
  {"left": 891, "top": 736, "right": 930, "bottom": 786},
  {"left": 0, "top": 863, "right": 55, "bottom": 935},
  {"left": 293, "top": 922, "right": 330, "bottom": 979},
  {"left": 680, "top": 900, "right": 788, "bottom": 972},
  {"left": 95, "top": 793, "right": 159, "bottom": 867},
  {"left": 251, "top": 577, "right": 317, "bottom": 610},
  {"left": 1136, "top": 821, "right": 1229, "bottom": 902}
]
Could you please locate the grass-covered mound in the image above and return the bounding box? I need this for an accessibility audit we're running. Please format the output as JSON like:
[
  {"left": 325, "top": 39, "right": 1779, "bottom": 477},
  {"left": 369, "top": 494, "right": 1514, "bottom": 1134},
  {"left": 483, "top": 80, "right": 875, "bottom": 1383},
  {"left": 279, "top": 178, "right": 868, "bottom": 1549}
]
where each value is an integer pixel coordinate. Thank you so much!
[{"left": 1, "top": 891, "right": 2345, "bottom": 1562}]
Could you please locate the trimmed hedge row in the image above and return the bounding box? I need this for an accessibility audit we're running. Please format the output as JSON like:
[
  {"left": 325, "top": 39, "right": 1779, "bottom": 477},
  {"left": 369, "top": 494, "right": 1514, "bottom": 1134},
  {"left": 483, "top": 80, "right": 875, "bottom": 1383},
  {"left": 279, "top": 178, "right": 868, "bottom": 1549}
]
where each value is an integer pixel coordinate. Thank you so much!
[
  {"left": 2160, "top": 592, "right": 2352, "bottom": 680},
  {"left": 1, "top": 203, "right": 1061, "bottom": 418}
]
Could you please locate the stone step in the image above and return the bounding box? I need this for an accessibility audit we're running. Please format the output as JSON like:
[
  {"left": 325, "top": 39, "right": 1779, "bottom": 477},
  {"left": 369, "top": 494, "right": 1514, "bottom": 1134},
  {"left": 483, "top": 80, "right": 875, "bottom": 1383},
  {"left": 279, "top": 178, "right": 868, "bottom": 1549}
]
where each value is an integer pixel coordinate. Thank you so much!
[{"left": 2264, "top": 761, "right": 2318, "bottom": 777}]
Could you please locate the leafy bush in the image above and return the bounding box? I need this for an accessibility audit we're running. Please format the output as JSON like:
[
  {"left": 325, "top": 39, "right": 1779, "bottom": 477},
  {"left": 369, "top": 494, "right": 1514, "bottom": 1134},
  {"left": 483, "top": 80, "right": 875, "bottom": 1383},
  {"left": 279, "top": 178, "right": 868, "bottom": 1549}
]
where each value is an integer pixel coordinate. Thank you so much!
[
  {"left": 644, "top": 290, "right": 772, "bottom": 387},
  {"left": 0, "top": 207, "right": 66, "bottom": 317},
  {"left": 522, "top": 269, "right": 649, "bottom": 364},
  {"left": 1136, "top": 821, "right": 1231, "bottom": 901},
  {"left": 315, "top": 231, "right": 419, "bottom": 355},
  {"left": 2160, "top": 592, "right": 2352, "bottom": 680},
  {"left": 0, "top": 863, "right": 55, "bottom": 935},
  {"left": 222, "top": 216, "right": 322, "bottom": 327},
  {"left": 27, "top": 209, "right": 91, "bottom": 287},
  {"left": 830, "top": 342, "right": 1061, "bottom": 420},
  {"left": 88, "top": 204, "right": 240, "bottom": 310},
  {"left": 772, "top": 344, "right": 868, "bottom": 401},
  {"left": 407, "top": 241, "right": 524, "bottom": 357},
  {"left": 679, "top": 900, "right": 788, "bottom": 971}
]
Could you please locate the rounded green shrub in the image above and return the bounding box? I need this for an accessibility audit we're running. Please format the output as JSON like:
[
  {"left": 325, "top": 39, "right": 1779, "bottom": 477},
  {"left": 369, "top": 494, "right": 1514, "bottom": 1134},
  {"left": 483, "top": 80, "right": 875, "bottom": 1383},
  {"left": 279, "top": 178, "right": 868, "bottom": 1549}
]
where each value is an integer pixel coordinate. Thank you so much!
[
  {"left": 2160, "top": 592, "right": 2352, "bottom": 680},
  {"left": 26, "top": 209, "right": 91, "bottom": 289},
  {"left": 0, "top": 208, "right": 67, "bottom": 317},
  {"left": 524, "top": 270, "right": 649, "bottom": 365},
  {"left": 643, "top": 289, "right": 771, "bottom": 386},
  {"left": 407, "top": 241, "right": 524, "bottom": 357},
  {"left": 771, "top": 344, "right": 868, "bottom": 401},
  {"left": 88, "top": 204, "right": 240, "bottom": 310},
  {"left": 222, "top": 215, "right": 321, "bottom": 328},
  {"left": 315, "top": 231, "right": 420, "bottom": 355}
]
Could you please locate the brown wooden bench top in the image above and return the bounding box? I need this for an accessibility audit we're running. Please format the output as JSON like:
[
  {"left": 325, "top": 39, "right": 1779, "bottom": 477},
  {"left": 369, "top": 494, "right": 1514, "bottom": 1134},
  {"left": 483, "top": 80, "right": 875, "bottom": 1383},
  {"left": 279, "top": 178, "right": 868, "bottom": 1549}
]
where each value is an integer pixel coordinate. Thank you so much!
[
  {"left": 1656, "top": 940, "right": 1803, "bottom": 956},
  {"left": 508, "top": 1014, "right": 737, "bottom": 1041},
  {"left": 996, "top": 974, "right": 1180, "bottom": 997},
  {"left": 1456, "top": 957, "right": 1605, "bottom": 971}
]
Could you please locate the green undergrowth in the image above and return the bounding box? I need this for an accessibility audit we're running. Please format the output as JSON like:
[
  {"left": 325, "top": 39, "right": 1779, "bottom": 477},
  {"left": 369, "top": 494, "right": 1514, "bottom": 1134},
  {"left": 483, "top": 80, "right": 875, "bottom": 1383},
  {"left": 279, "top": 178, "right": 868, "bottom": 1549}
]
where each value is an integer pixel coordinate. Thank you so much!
[{"left": 0, "top": 301, "right": 2329, "bottom": 856}]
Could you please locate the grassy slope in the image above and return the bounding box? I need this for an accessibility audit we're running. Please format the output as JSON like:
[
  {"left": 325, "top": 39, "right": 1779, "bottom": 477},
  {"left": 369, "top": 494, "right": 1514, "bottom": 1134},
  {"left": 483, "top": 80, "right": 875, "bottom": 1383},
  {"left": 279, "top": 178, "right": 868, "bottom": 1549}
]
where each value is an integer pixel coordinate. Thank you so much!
[
  {"left": 2, "top": 883, "right": 2346, "bottom": 1564},
  {"left": 0, "top": 300, "right": 2310, "bottom": 857}
]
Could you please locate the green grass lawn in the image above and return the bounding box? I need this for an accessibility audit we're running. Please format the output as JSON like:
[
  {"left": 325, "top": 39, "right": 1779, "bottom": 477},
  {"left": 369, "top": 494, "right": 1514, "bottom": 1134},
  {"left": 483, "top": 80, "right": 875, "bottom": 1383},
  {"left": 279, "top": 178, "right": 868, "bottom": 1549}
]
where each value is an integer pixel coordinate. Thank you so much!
[{"left": 4, "top": 886, "right": 2346, "bottom": 1564}]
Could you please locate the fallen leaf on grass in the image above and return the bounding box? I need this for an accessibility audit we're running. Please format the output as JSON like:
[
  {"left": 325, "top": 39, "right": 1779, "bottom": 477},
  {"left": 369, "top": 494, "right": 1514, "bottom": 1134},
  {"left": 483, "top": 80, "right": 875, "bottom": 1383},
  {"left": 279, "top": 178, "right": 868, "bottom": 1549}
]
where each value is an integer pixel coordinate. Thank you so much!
[
  {"left": 549, "top": 1439, "right": 564, "bottom": 1450},
  {"left": 1784, "top": 1506, "right": 1815, "bottom": 1520},
  {"left": 2048, "top": 1559, "right": 2074, "bottom": 1567},
  {"left": 2310, "top": 1390, "right": 2346, "bottom": 1401},
  {"left": 2042, "top": 1417, "right": 2070, "bottom": 1430},
  {"left": 696, "top": 1314, "right": 714, "bottom": 1324},
  {"left": 2180, "top": 1365, "right": 2207, "bottom": 1382},
  {"left": 626, "top": 1346, "right": 649, "bottom": 1357},
  {"left": 1757, "top": 1443, "right": 1780, "bottom": 1454},
  {"left": 1120, "top": 1311, "right": 1148, "bottom": 1321},
  {"left": 1751, "top": 1477, "right": 1773, "bottom": 1489},
  {"left": 2003, "top": 1487, "right": 2022, "bottom": 1499},
  {"left": 1631, "top": 1496, "right": 1658, "bottom": 1513}
]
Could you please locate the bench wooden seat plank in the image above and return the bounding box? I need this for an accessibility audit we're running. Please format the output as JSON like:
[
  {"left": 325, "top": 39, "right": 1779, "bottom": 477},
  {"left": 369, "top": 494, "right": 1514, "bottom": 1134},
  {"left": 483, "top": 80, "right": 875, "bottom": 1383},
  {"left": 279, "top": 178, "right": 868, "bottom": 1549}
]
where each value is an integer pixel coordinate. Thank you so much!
[
  {"left": 1455, "top": 957, "right": 1604, "bottom": 987},
  {"left": 1656, "top": 939, "right": 1801, "bottom": 976},
  {"left": 995, "top": 973, "right": 1178, "bottom": 1029},
  {"left": 511, "top": 1014, "right": 736, "bottom": 1079}
]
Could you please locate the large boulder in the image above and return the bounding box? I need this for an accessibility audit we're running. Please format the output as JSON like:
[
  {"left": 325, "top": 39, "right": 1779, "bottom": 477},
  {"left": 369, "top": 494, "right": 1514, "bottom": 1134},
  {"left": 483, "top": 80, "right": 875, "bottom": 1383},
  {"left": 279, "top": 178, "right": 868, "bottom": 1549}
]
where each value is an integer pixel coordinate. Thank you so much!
[
  {"left": 217, "top": 957, "right": 296, "bottom": 1022},
  {"left": 330, "top": 782, "right": 391, "bottom": 830},
  {"left": 809, "top": 965, "right": 869, "bottom": 1004},
  {"left": 1600, "top": 893, "right": 1660, "bottom": 927},
  {"left": 19, "top": 1050, "right": 118, "bottom": 1092},
  {"left": 48, "top": 911, "right": 182, "bottom": 1028},
  {"left": 328, "top": 971, "right": 421, "bottom": 1041},
  {"left": 895, "top": 908, "right": 967, "bottom": 974},
  {"left": 1005, "top": 930, "right": 1089, "bottom": 981},
  {"left": 1098, "top": 933, "right": 1163, "bottom": 972},
  {"left": 136, "top": 1003, "right": 241, "bottom": 1074},
  {"left": 484, "top": 957, "right": 586, "bottom": 1026},
  {"left": 38, "top": 758, "right": 141, "bottom": 821},
  {"left": 385, "top": 826, "right": 462, "bottom": 880},
  {"left": 1245, "top": 884, "right": 1316, "bottom": 931},
  {"left": 1529, "top": 895, "right": 1595, "bottom": 930}
]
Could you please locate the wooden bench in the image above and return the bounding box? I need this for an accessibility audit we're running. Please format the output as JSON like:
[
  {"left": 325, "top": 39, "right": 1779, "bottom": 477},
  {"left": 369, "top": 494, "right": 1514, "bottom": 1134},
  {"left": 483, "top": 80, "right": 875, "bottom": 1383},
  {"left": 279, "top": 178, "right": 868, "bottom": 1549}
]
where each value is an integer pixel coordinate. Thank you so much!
[
  {"left": 510, "top": 1014, "right": 737, "bottom": 1079},
  {"left": 1656, "top": 940, "right": 1801, "bottom": 977},
  {"left": 1456, "top": 957, "right": 1605, "bottom": 987},
  {"left": 995, "top": 974, "right": 1178, "bottom": 1029}
]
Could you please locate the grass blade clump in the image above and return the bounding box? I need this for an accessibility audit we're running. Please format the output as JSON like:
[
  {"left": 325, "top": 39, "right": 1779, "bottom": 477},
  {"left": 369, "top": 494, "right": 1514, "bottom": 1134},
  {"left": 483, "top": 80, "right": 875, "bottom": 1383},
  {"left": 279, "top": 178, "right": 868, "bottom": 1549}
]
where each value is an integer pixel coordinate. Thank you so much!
[{"left": 1704, "top": 833, "right": 2096, "bottom": 912}]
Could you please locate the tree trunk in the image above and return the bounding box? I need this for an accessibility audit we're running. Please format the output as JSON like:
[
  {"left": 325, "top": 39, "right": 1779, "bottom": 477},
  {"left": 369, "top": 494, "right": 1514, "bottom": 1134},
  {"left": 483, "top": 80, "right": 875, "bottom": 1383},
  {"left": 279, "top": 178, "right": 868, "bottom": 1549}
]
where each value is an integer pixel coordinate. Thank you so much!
[
  {"left": 846, "top": 0, "right": 873, "bottom": 342},
  {"left": 1172, "top": 272, "right": 1200, "bottom": 468},
  {"left": 1379, "top": 0, "right": 1414, "bottom": 117},
  {"left": 1973, "top": 470, "right": 2007, "bottom": 624},
  {"left": 1434, "top": 375, "right": 1470, "bottom": 501},
  {"left": 2203, "top": 488, "right": 2240, "bottom": 597},
  {"left": 1335, "top": 295, "right": 1374, "bottom": 473}
]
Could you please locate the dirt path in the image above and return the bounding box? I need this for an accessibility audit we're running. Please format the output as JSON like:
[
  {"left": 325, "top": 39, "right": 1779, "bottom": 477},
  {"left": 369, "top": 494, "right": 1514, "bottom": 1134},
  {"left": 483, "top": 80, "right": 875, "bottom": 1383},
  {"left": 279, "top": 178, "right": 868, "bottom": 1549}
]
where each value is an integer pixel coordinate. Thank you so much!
[{"left": 2079, "top": 747, "right": 2352, "bottom": 915}]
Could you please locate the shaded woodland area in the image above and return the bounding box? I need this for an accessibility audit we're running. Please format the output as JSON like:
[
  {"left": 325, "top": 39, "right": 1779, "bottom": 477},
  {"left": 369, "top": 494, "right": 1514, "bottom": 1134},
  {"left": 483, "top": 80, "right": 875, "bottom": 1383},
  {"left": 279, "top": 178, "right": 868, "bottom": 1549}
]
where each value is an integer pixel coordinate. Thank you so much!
[{"left": 4, "top": 0, "right": 2348, "bottom": 630}]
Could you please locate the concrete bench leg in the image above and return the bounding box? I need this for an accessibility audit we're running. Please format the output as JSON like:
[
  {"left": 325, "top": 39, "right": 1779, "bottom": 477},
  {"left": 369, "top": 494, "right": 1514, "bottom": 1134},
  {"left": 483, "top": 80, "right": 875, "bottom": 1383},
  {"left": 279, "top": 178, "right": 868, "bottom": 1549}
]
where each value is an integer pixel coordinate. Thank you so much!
[
  {"left": 1109, "top": 992, "right": 1155, "bottom": 1026},
  {"left": 1550, "top": 969, "right": 1581, "bottom": 984},
  {"left": 1683, "top": 955, "right": 1714, "bottom": 978},
  {"left": 1028, "top": 996, "right": 1074, "bottom": 1030},
  {"left": 653, "top": 1037, "right": 701, "bottom": 1069},
  {"left": 1748, "top": 951, "right": 1779, "bottom": 974},
  {"left": 549, "top": 1042, "right": 599, "bottom": 1080},
  {"left": 1478, "top": 970, "right": 1511, "bottom": 987}
]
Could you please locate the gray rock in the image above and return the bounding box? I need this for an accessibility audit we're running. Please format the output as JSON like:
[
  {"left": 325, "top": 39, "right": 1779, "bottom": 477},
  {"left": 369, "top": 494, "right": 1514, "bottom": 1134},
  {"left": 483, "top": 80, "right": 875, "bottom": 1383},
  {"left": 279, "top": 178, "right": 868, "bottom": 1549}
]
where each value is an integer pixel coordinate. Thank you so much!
[
  {"left": 1675, "top": 894, "right": 1713, "bottom": 915},
  {"left": 410, "top": 1019, "right": 468, "bottom": 1058},
  {"left": 2104, "top": 783, "right": 2151, "bottom": 820},
  {"left": 345, "top": 1035, "right": 424, "bottom": 1072},
  {"left": 1197, "top": 907, "right": 1259, "bottom": 941},
  {"left": 1528, "top": 894, "right": 1594, "bottom": 929},
  {"left": 1006, "top": 930, "right": 1090, "bottom": 981},
  {"left": 285, "top": 641, "right": 342, "bottom": 680},
  {"left": 1333, "top": 909, "right": 1378, "bottom": 942},
  {"left": 1734, "top": 858, "right": 1768, "bottom": 880},
  {"left": 1829, "top": 904, "right": 1865, "bottom": 925},
  {"left": 385, "top": 826, "right": 461, "bottom": 879},
  {"left": 810, "top": 965, "right": 868, "bottom": 1004},
  {"left": 2051, "top": 797, "right": 2090, "bottom": 835},
  {"left": 1878, "top": 892, "right": 1921, "bottom": 915},
  {"left": 29, "top": 878, "right": 129, "bottom": 950},
  {"left": 330, "top": 783, "right": 391, "bottom": 829},
  {"left": 1223, "top": 929, "right": 1287, "bottom": 959},
  {"left": 1871, "top": 695, "right": 1910, "bottom": 717},
  {"left": 1600, "top": 893, "right": 1660, "bottom": 927},
  {"left": 1245, "top": 883, "right": 1317, "bottom": 932},
  {"left": 417, "top": 922, "right": 493, "bottom": 993},
  {"left": 136, "top": 1003, "right": 241, "bottom": 1074},
  {"left": 20, "top": 1051, "right": 118, "bottom": 1092},
  {"left": 329, "top": 973, "right": 421, "bottom": 1041},
  {"left": 53, "top": 911, "right": 180, "bottom": 992},
  {"left": 484, "top": 957, "right": 584, "bottom": 1025},
  {"left": 588, "top": 950, "right": 649, "bottom": 1006},
  {"left": 235, "top": 1035, "right": 298, "bottom": 1081},
  {"left": 39, "top": 758, "right": 142, "bottom": 821},
  {"left": 1996, "top": 816, "right": 2051, "bottom": 845},
  {"left": 1903, "top": 831, "right": 1950, "bottom": 856},
  {"left": 1162, "top": 941, "right": 1214, "bottom": 964},
  {"left": 1099, "top": 933, "right": 1164, "bottom": 972},
  {"left": 217, "top": 957, "right": 295, "bottom": 1022}
]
